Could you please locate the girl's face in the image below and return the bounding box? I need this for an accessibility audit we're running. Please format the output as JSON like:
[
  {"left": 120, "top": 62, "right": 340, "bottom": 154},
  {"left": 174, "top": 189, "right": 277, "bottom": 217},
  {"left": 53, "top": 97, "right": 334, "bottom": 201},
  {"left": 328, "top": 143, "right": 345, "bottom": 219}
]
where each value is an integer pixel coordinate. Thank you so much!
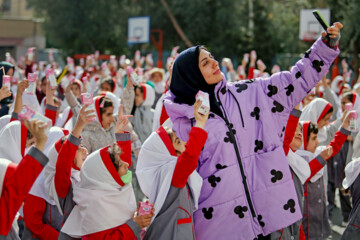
[
  {"left": 317, "top": 112, "right": 332, "bottom": 130},
  {"left": 101, "top": 82, "right": 112, "bottom": 92},
  {"left": 341, "top": 96, "right": 351, "bottom": 113},
  {"left": 135, "top": 88, "right": 144, "bottom": 107},
  {"left": 101, "top": 106, "right": 114, "bottom": 129},
  {"left": 71, "top": 83, "right": 81, "bottom": 97},
  {"left": 117, "top": 159, "right": 129, "bottom": 177},
  {"left": 171, "top": 132, "right": 186, "bottom": 156},
  {"left": 198, "top": 49, "right": 224, "bottom": 85},
  {"left": 74, "top": 145, "right": 88, "bottom": 169},
  {"left": 151, "top": 72, "right": 163, "bottom": 83},
  {"left": 289, "top": 123, "right": 303, "bottom": 151},
  {"left": 306, "top": 132, "right": 319, "bottom": 153}
]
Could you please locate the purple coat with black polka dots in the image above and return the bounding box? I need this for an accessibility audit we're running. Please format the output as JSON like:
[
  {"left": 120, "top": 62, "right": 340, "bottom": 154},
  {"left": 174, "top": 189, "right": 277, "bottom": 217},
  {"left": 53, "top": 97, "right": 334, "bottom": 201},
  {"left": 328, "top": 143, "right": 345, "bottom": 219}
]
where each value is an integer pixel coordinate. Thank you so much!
[{"left": 163, "top": 38, "right": 339, "bottom": 240}]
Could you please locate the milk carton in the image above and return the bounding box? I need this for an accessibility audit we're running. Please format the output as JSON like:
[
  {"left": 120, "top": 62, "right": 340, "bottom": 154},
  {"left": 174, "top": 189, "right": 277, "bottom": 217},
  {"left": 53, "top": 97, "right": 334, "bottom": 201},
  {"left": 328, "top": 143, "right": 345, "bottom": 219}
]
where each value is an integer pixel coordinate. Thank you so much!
[
  {"left": 46, "top": 69, "right": 57, "bottom": 89},
  {"left": 27, "top": 73, "right": 37, "bottom": 95},
  {"left": 195, "top": 90, "right": 210, "bottom": 115}
]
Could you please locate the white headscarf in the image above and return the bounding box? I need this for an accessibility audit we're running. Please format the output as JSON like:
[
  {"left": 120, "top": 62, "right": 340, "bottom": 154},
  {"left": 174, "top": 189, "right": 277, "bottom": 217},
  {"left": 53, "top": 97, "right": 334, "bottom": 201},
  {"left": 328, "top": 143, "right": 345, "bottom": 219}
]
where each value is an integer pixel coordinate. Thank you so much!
[
  {"left": 0, "top": 115, "right": 11, "bottom": 131},
  {"left": 296, "top": 121, "right": 327, "bottom": 183},
  {"left": 61, "top": 147, "right": 136, "bottom": 238},
  {"left": 342, "top": 158, "right": 360, "bottom": 189},
  {"left": 0, "top": 158, "right": 12, "bottom": 195},
  {"left": 44, "top": 130, "right": 81, "bottom": 215},
  {"left": 136, "top": 125, "right": 203, "bottom": 219},
  {"left": 331, "top": 75, "right": 344, "bottom": 95},
  {"left": 300, "top": 98, "right": 333, "bottom": 143},
  {"left": 0, "top": 121, "right": 27, "bottom": 163},
  {"left": 29, "top": 127, "right": 66, "bottom": 205}
]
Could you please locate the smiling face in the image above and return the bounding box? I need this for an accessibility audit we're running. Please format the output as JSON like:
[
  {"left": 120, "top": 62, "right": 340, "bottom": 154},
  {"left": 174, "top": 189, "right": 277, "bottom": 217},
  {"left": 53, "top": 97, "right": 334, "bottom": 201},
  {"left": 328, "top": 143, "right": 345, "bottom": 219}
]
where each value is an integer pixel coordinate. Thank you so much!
[
  {"left": 71, "top": 83, "right": 81, "bottom": 98},
  {"left": 289, "top": 123, "right": 303, "bottom": 151},
  {"left": 171, "top": 131, "right": 186, "bottom": 156},
  {"left": 198, "top": 49, "right": 224, "bottom": 85}
]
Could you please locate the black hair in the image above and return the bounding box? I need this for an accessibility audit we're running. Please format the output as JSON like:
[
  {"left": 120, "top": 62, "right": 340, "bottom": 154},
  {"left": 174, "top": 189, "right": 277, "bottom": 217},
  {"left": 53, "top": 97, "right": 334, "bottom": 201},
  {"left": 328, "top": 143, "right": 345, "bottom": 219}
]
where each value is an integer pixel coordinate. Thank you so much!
[
  {"left": 99, "top": 97, "right": 113, "bottom": 116},
  {"left": 342, "top": 92, "right": 354, "bottom": 103},
  {"left": 101, "top": 78, "right": 115, "bottom": 92},
  {"left": 306, "top": 122, "right": 318, "bottom": 144},
  {"left": 108, "top": 143, "right": 122, "bottom": 171},
  {"left": 325, "top": 107, "right": 334, "bottom": 116},
  {"left": 27, "top": 130, "right": 33, "bottom": 140},
  {"left": 130, "top": 86, "right": 144, "bottom": 115},
  {"left": 60, "top": 135, "right": 69, "bottom": 145}
]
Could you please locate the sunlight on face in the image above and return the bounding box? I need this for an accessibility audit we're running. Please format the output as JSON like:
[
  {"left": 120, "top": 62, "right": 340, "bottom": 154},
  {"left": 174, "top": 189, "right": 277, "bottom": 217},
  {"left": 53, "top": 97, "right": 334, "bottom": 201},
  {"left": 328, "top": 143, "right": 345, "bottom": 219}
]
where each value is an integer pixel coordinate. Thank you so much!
[{"left": 198, "top": 49, "right": 224, "bottom": 85}]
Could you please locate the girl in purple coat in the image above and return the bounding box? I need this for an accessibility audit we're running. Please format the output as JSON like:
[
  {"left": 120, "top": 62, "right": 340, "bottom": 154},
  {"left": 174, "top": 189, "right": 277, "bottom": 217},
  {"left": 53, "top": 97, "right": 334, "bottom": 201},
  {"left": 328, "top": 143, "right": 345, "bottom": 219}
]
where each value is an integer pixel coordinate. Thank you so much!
[{"left": 163, "top": 23, "right": 343, "bottom": 240}]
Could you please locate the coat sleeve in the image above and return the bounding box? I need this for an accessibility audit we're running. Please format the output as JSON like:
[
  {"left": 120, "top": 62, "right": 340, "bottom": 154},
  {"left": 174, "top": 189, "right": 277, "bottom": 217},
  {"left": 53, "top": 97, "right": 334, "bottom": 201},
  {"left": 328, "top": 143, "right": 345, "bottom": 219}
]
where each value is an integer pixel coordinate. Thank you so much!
[
  {"left": 23, "top": 194, "right": 59, "bottom": 240},
  {"left": 283, "top": 109, "right": 301, "bottom": 156},
  {"left": 54, "top": 134, "right": 81, "bottom": 199},
  {"left": 306, "top": 127, "right": 350, "bottom": 183},
  {"left": 115, "top": 133, "right": 132, "bottom": 167},
  {"left": 259, "top": 38, "right": 340, "bottom": 112},
  {"left": 0, "top": 147, "right": 48, "bottom": 236},
  {"left": 83, "top": 219, "right": 140, "bottom": 240},
  {"left": 172, "top": 127, "right": 208, "bottom": 188},
  {"left": 44, "top": 104, "right": 58, "bottom": 126}
]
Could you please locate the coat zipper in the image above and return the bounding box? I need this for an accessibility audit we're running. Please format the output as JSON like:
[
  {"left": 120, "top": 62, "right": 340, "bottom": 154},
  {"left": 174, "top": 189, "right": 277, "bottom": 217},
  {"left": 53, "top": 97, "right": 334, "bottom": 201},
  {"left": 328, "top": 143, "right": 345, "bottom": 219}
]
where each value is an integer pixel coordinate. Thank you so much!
[{"left": 216, "top": 87, "right": 256, "bottom": 218}]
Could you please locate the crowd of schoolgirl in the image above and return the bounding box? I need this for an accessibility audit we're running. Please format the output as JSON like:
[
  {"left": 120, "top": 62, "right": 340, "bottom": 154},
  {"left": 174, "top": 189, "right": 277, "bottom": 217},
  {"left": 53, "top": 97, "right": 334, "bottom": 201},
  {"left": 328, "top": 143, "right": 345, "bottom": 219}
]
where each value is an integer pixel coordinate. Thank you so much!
[{"left": 0, "top": 26, "right": 360, "bottom": 240}]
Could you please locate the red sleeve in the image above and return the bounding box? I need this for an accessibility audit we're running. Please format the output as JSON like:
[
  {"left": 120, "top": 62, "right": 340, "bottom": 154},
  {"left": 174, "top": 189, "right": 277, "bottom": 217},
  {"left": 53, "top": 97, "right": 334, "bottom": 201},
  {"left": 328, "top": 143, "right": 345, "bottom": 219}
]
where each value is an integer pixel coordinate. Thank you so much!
[
  {"left": 306, "top": 129, "right": 348, "bottom": 183},
  {"left": 327, "top": 130, "right": 348, "bottom": 157},
  {"left": 83, "top": 224, "right": 135, "bottom": 240},
  {"left": 117, "top": 140, "right": 132, "bottom": 168},
  {"left": 45, "top": 108, "right": 57, "bottom": 126},
  {"left": 283, "top": 114, "right": 300, "bottom": 156},
  {"left": 55, "top": 138, "right": 79, "bottom": 198},
  {"left": 248, "top": 66, "right": 255, "bottom": 79},
  {"left": 0, "top": 155, "right": 43, "bottom": 235},
  {"left": 23, "top": 194, "right": 59, "bottom": 240},
  {"left": 171, "top": 127, "right": 208, "bottom": 188}
]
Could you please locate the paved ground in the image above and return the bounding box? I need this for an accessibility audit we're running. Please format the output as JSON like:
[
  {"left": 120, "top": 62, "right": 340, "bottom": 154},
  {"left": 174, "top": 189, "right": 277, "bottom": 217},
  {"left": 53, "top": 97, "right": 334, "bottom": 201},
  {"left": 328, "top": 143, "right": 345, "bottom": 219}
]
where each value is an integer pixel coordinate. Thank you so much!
[{"left": 327, "top": 189, "right": 347, "bottom": 240}]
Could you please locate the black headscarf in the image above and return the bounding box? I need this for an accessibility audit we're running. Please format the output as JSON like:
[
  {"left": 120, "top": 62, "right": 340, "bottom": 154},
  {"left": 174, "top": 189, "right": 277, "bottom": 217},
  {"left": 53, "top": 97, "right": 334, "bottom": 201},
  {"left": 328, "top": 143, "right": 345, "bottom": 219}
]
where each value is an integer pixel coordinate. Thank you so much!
[
  {"left": 0, "top": 61, "right": 15, "bottom": 105},
  {"left": 170, "top": 46, "right": 223, "bottom": 118}
]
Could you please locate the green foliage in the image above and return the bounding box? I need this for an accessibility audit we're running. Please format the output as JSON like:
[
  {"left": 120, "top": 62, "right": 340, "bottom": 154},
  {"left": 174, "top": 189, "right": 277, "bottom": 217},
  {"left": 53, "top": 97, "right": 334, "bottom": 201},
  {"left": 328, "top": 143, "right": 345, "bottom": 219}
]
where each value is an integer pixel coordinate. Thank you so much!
[{"left": 28, "top": 0, "right": 357, "bottom": 71}]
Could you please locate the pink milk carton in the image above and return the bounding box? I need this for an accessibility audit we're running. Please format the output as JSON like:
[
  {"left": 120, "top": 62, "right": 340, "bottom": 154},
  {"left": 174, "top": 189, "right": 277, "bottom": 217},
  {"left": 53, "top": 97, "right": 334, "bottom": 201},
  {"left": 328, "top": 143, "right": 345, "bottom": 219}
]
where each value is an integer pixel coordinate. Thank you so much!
[
  {"left": 81, "top": 93, "right": 96, "bottom": 121},
  {"left": 138, "top": 202, "right": 153, "bottom": 216},
  {"left": 171, "top": 46, "right": 179, "bottom": 57},
  {"left": 135, "top": 50, "right": 140, "bottom": 62},
  {"left": 27, "top": 48, "right": 34, "bottom": 62},
  {"left": 2, "top": 75, "right": 11, "bottom": 89},
  {"left": 349, "top": 111, "right": 358, "bottom": 132},
  {"left": 46, "top": 69, "right": 57, "bottom": 89},
  {"left": 95, "top": 50, "right": 99, "bottom": 59},
  {"left": 119, "top": 55, "right": 126, "bottom": 67},
  {"left": 67, "top": 57, "right": 75, "bottom": 73},
  {"left": 195, "top": 90, "right": 210, "bottom": 115},
  {"left": 48, "top": 49, "right": 54, "bottom": 62},
  {"left": 18, "top": 106, "right": 52, "bottom": 133},
  {"left": 243, "top": 53, "right": 249, "bottom": 63},
  {"left": 251, "top": 50, "right": 257, "bottom": 59},
  {"left": 345, "top": 103, "right": 353, "bottom": 112},
  {"left": 27, "top": 73, "right": 37, "bottom": 95}
]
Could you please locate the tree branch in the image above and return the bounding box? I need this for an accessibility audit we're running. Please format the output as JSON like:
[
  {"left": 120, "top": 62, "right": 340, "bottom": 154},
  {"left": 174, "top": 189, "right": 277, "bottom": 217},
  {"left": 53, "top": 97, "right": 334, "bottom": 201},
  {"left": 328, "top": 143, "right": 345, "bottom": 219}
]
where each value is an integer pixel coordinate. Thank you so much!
[{"left": 160, "top": 0, "right": 193, "bottom": 47}]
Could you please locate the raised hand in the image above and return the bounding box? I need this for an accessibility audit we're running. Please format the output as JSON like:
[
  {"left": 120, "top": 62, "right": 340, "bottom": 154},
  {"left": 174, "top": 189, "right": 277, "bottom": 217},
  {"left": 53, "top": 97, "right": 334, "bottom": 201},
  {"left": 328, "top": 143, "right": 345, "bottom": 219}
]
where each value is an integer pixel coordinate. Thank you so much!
[
  {"left": 320, "top": 146, "right": 333, "bottom": 160},
  {"left": 16, "top": 79, "right": 29, "bottom": 95},
  {"left": 0, "top": 86, "right": 11, "bottom": 101},
  {"left": 24, "top": 119, "right": 48, "bottom": 152},
  {"left": 72, "top": 105, "right": 96, "bottom": 138},
  {"left": 115, "top": 104, "right": 133, "bottom": 134},
  {"left": 193, "top": 99, "right": 209, "bottom": 129}
]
